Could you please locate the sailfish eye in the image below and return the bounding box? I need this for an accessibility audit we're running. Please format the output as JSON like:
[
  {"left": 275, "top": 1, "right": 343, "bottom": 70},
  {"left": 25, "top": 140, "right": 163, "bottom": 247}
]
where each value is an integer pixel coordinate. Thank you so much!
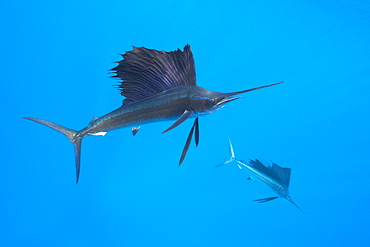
[{"left": 206, "top": 99, "right": 216, "bottom": 106}]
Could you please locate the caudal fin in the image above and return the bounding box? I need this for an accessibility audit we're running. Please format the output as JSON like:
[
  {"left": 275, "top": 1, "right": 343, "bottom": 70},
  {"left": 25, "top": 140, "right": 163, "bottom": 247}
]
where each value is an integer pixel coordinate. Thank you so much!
[
  {"left": 216, "top": 138, "right": 238, "bottom": 167},
  {"left": 24, "top": 117, "right": 82, "bottom": 183}
]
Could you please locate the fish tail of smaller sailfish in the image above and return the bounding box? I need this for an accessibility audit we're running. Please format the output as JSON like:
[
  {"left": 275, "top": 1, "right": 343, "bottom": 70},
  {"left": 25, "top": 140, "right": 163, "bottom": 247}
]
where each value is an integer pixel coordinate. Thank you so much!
[
  {"left": 216, "top": 138, "right": 243, "bottom": 168},
  {"left": 24, "top": 117, "right": 82, "bottom": 183}
]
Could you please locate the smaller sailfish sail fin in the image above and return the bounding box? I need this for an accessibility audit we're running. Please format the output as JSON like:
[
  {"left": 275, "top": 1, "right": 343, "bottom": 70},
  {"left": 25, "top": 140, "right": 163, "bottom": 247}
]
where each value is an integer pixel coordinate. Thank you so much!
[
  {"left": 249, "top": 159, "right": 292, "bottom": 188},
  {"left": 249, "top": 159, "right": 272, "bottom": 174},
  {"left": 272, "top": 163, "right": 291, "bottom": 188}
]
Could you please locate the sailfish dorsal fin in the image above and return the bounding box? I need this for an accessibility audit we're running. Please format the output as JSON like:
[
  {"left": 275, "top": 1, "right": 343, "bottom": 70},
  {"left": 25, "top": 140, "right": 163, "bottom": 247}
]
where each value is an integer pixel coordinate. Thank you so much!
[
  {"left": 271, "top": 163, "right": 291, "bottom": 188},
  {"left": 111, "top": 44, "right": 196, "bottom": 104},
  {"left": 249, "top": 159, "right": 292, "bottom": 188}
]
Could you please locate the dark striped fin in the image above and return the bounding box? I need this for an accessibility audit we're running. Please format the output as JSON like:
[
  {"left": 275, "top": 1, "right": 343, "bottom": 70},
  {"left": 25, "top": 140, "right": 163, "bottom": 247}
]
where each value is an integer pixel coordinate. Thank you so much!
[{"left": 111, "top": 45, "right": 196, "bottom": 104}]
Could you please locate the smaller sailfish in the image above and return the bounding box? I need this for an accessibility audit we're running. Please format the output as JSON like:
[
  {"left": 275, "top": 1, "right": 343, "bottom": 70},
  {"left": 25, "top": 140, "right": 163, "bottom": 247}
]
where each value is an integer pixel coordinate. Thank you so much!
[{"left": 217, "top": 139, "right": 304, "bottom": 213}]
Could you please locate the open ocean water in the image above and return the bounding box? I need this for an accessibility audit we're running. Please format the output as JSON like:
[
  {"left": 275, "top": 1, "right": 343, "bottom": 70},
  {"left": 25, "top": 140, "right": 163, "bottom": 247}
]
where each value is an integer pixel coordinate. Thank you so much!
[{"left": 1, "top": 0, "right": 370, "bottom": 246}]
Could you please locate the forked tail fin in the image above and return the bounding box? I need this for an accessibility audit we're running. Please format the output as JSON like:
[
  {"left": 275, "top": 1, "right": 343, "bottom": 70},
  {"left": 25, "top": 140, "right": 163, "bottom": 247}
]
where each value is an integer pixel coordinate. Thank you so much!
[
  {"left": 216, "top": 138, "right": 241, "bottom": 168},
  {"left": 24, "top": 117, "right": 82, "bottom": 183}
]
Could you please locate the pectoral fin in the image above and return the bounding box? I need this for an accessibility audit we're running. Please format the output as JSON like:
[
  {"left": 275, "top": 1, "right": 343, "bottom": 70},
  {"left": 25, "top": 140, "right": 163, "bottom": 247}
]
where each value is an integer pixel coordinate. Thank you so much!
[
  {"left": 253, "top": 197, "right": 278, "bottom": 203},
  {"left": 179, "top": 117, "right": 199, "bottom": 165},
  {"left": 162, "top": 110, "right": 193, "bottom": 134},
  {"left": 194, "top": 117, "right": 199, "bottom": 147}
]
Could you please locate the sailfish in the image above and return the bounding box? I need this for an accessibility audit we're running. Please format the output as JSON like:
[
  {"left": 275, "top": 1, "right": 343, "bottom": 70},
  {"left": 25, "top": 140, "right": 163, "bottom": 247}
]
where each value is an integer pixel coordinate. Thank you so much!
[
  {"left": 217, "top": 139, "right": 304, "bottom": 213},
  {"left": 24, "top": 45, "right": 283, "bottom": 183}
]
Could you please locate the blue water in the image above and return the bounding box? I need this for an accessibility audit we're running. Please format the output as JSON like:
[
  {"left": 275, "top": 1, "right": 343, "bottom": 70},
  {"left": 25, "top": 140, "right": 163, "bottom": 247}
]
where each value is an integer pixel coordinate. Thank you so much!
[{"left": 1, "top": 0, "right": 370, "bottom": 246}]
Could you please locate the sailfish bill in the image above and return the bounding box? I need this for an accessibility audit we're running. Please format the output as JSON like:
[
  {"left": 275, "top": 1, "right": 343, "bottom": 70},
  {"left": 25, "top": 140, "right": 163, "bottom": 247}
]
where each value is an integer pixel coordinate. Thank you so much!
[{"left": 25, "top": 45, "right": 283, "bottom": 183}]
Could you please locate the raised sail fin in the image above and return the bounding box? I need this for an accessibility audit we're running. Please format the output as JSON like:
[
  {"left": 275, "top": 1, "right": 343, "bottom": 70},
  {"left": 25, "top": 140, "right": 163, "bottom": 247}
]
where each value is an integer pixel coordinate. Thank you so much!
[
  {"left": 111, "top": 45, "right": 196, "bottom": 104},
  {"left": 249, "top": 159, "right": 291, "bottom": 188},
  {"left": 272, "top": 163, "right": 291, "bottom": 188}
]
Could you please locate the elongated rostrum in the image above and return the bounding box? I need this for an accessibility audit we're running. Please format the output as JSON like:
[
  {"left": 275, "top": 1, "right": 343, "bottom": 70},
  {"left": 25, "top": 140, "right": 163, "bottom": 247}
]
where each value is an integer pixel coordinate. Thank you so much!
[{"left": 25, "top": 45, "right": 283, "bottom": 183}]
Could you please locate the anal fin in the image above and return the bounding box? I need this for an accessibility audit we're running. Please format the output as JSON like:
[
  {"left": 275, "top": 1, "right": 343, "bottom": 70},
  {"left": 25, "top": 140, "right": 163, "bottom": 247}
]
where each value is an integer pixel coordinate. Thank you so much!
[{"left": 132, "top": 127, "right": 140, "bottom": 136}]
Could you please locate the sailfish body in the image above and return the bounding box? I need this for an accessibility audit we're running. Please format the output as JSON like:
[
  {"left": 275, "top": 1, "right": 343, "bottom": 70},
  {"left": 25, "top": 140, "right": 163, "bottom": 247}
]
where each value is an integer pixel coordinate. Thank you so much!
[
  {"left": 218, "top": 139, "right": 303, "bottom": 213},
  {"left": 24, "top": 45, "right": 283, "bottom": 183}
]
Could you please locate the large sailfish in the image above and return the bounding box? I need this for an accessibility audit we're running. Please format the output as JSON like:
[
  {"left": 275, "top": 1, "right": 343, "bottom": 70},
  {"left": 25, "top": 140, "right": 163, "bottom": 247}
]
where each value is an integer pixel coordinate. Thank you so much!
[{"left": 24, "top": 45, "right": 283, "bottom": 183}]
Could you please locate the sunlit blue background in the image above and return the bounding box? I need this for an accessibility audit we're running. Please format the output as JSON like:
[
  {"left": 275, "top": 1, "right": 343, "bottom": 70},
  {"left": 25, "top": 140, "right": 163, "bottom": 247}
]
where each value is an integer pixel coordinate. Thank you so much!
[{"left": 1, "top": 0, "right": 370, "bottom": 246}]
